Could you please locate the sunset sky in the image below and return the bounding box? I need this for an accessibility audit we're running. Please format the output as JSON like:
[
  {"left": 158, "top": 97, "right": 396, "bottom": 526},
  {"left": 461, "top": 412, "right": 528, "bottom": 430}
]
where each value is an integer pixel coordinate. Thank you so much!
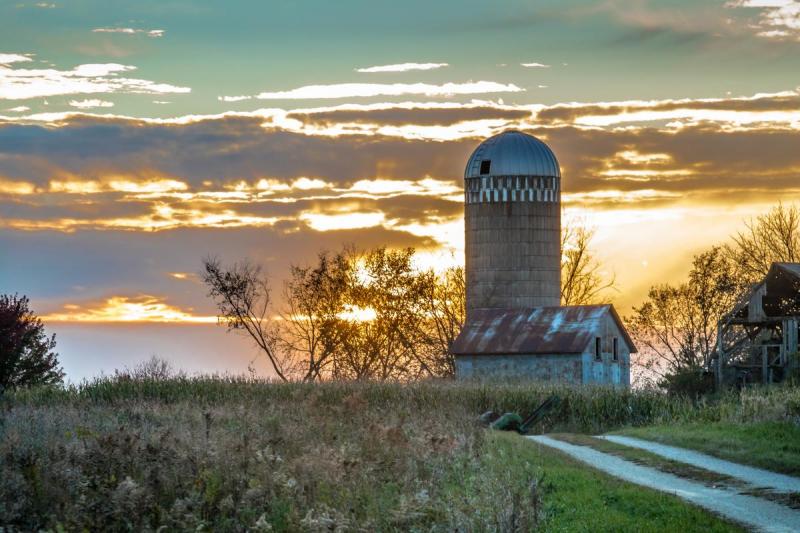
[{"left": 2, "top": 0, "right": 800, "bottom": 380}]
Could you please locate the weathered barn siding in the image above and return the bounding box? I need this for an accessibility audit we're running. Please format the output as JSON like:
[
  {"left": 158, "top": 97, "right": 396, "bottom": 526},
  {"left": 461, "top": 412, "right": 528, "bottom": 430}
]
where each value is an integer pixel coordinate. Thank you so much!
[
  {"left": 455, "top": 353, "right": 582, "bottom": 382},
  {"left": 581, "top": 313, "right": 631, "bottom": 387}
]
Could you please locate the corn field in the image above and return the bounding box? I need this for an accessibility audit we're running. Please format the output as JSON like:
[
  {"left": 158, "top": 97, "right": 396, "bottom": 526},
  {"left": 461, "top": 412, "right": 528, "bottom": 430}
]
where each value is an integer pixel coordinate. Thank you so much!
[{"left": 1, "top": 377, "right": 798, "bottom": 531}]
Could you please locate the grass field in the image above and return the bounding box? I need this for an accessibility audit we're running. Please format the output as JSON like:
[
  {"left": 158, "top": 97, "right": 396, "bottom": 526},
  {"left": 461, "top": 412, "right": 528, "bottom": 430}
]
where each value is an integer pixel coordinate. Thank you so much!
[
  {"left": 616, "top": 420, "right": 800, "bottom": 476},
  {"left": 1, "top": 378, "right": 796, "bottom": 531}
]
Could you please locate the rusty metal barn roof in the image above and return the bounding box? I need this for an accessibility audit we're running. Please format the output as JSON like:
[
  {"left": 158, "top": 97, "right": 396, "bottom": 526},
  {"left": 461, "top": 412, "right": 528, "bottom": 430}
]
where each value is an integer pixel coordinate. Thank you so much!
[{"left": 451, "top": 305, "right": 636, "bottom": 356}]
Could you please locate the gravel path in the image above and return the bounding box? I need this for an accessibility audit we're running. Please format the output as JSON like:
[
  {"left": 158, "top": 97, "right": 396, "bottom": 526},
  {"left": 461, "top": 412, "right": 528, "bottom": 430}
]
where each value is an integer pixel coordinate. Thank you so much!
[
  {"left": 601, "top": 435, "right": 800, "bottom": 493},
  {"left": 528, "top": 435, "right": 800, "bottom": 533}
]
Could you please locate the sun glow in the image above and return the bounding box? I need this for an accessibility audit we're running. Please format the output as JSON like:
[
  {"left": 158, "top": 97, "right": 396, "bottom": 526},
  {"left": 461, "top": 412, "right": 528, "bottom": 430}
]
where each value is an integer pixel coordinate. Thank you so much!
[
  {"left": 563, "top": 189, "right": 681, "bottom": 203},
  {"left": 389, "top": 217, "right": 465, "bottom": 251},
  {"left": 616, "top": 150, "right": 673, "bottom": 165},
  {"left": 0, "top": 179, "right": 36, "bottom": 194},
  {"left": 299, "top": 211, "right": 386, "bottom": 231},
  {"left": 108, "top": 179, "right": 188, "bottom": 193},
  {"left": 49, "top": 180, "right": 103, "bottom": 194},
  {"left": 338, "top": 304, "right": 377, "bottom": 321},
  {"left": 1, "top": 205, "right": 283, "bottom": 232},
  {"left": 41, "top": 295, "right": 218, "bottom": 323}
]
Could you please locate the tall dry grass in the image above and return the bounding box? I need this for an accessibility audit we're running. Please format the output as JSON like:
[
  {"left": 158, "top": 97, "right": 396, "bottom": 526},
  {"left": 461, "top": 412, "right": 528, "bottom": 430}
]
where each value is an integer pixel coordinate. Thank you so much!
[{"left": 1, "top": 377, "right": 798, "bottom": 531}]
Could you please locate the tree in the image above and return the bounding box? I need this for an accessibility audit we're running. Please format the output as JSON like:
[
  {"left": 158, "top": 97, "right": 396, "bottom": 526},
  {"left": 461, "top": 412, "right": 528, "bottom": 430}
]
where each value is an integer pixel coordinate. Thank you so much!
[
  {"left": 203, "top": 223, "right": 613, "bottom": 382},
  {"left": 339, "top": 246, "right": 432, "bottom": 380},
  {"left": 626, "top": 247, "right": 743, "bottom": 387},
  {"left": 202, "top": 257, "right": 290, "bottom": 381},
  {"left": 419, "top": 265, "right": 466, "bottom": 377},
  {"left": 729, "top": 203, "right": 800, "bottom": 284},
  {"left": 280, "top": 248, "right": 355, "bottom": 381},
  {"left": 561, "top": 223, "right": 616, "bottom": 306},
  {"left": 280, "top": 246, "right": 464, "bottom": 381},
  {"left": 0, "top": 294, "right": 63, "bottom": 393}
]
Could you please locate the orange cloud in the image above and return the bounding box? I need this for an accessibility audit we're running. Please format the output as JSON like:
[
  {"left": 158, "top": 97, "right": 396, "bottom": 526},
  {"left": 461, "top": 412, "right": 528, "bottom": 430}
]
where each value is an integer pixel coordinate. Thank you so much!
[
  {"left": 41, "top": 295, "right": 217, "bottom": 323},
  {"left": 0, "top": 178, "right": 36, "bottom": 194},
  {"left": 299, "top": 210, "right": 386, "bottom": 231}
]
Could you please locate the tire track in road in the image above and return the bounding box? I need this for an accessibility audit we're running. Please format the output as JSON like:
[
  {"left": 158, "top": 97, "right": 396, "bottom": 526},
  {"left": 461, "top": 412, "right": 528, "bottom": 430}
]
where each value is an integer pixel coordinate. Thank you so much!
[
  {"left": 600, "top": 435, "right": 800, "bottom": 494},
  {"left": 528, "top": 435, "right": 800, "bottom": 533}
]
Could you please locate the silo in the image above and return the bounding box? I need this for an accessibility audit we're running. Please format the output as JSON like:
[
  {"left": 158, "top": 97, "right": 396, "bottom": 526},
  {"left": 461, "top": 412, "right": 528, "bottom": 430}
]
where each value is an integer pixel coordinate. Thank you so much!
[{"left": 464, "top": 130, "right": 561, "bottom": 317}]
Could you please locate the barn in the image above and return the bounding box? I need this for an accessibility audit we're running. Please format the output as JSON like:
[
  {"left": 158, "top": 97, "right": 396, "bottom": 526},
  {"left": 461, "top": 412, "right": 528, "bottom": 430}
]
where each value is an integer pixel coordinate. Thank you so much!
[{"left": 452, "top": 305, "right": 634, "bottom": 386}]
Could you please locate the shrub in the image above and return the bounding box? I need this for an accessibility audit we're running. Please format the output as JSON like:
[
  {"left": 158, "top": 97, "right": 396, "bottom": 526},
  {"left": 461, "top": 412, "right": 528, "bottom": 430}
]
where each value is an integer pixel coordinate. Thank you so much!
[{"left": 660, "top": 367, "right": 716, "bottom": 398}]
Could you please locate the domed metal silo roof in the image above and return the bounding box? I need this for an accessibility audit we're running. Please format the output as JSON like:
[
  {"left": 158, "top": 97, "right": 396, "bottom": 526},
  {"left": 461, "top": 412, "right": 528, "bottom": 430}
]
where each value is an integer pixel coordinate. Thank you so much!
[{"left": 464, "top": 130, "right": 560, "bottom": 179}]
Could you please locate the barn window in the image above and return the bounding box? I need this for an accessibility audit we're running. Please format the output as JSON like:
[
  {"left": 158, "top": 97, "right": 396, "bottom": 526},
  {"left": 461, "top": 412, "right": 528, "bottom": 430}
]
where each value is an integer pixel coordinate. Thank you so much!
[
  {"left": 480, "top": 160, "right": 491, "bottom": 175},
  {"left": 612, "top": 337, "right": 619, "bottom": 361},
  {"left": 595, "top": 337, "right": 602, "bottom": 361}
]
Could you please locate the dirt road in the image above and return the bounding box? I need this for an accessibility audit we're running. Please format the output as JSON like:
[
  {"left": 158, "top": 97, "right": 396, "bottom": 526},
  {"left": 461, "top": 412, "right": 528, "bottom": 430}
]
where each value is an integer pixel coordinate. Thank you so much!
[
  {"left": 601, "top": 435, "right": 800, "bottom": 493},
  {"left": 528, "top": 435, "right": 800, "bottom": 533}
]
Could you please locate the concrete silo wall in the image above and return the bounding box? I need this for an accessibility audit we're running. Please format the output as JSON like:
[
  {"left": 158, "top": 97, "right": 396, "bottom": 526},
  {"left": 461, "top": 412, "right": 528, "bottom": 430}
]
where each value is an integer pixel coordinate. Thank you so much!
[{"left": 465, "top": 200, "right": 561, "bottom": 315}]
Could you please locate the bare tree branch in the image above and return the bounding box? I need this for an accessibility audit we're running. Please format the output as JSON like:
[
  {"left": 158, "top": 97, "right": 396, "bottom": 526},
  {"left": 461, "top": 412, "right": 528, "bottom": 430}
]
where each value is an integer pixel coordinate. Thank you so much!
[{"left": 201, "top": 257, "right": 289, "bottom": 382}]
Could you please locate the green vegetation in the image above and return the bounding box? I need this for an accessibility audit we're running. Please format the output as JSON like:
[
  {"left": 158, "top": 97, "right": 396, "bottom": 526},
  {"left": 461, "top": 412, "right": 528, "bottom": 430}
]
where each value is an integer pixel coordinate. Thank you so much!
[
  {"left": 510, "top": 433, "right": 744, "bottom": 532},
  {"left": 0, "top": 293, "right": 63, "bottom": 392},
  {"left": 1, "top": 378, "right": 796, "bottom": 530},
  {"left": 542, "top": 432, "right": 800, "bottom": 514},
  {"left": 617, "top": 421, "right": 800, "bottom": 476},
  {"left": 548, "top": 433, "right": 737, "bottom": 487},
  {"left": 610, "top": 383, "right": 800, "bottom": 476}
]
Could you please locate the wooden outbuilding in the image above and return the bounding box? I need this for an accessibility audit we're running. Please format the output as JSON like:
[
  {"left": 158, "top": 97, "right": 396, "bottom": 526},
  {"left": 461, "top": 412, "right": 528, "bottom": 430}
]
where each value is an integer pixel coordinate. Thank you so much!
[{"left": 714, "top": 262, "right": 800, "bottom": 386}]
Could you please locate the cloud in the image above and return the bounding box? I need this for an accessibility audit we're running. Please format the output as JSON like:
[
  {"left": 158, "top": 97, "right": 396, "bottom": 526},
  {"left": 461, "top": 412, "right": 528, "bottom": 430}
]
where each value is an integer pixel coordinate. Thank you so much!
[
  {"left": 218, "top": 95, "right": 251, "bottom": 102},
  {"left": 69, "top": 99, "right": 114, "bottom": 109},
  {"left": 521, "top": 62, "right": 550, "bottom": 68},
  {"left": 355, "top": 62, "right": 449, "bottom": 73},
  {"left": 92, "top": 28, "right": 165, "bottom": 38},
  {"left": 286, "top": 101, "right": 532, "bottom": 127},
  {"left": 0, "top": 117, "right": 797, "bottom": 254},
  {"left": 5, "top": 105, "right": 30, "bottom": 112},
  {"left": 299, "top": 211, "right": 386, "bottom": 231},
  {"left": 0, "top": 91, "right": 799, "bottom": 230},
  {"left": 41, "top": 295, "right": 217, "bottom": 323},
  {"left": 15, "top": 2, "right": 56, "bottom": 7},
  {"left": 0, "top": 56, "right": 190, "bottom": 100},
  {"left": 222, "top": 81, "right": 524, "bottom": 101},
  {"left": 596, "top": 0, "right": 747, "bottom": 47},
  {"left": 727, "top": 0, "right": 800, "bottom": 40},
  {"left": 0, "top": 178, "right": 36, "bottom": 194},
  {"left": 2, "top": 98, "right": 799, "bottom": 330},
  {"left": 534, "top": 90, "right": 800, "bottom": 127},
  {"left": 0, "top": 53, "right": 33, "bottom": 65}
]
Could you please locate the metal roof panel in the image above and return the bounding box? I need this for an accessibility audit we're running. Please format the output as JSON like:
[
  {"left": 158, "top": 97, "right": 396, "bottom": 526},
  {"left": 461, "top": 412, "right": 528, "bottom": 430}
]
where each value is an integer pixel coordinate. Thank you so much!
[
  {"left": 464, "top": 130, "right": 561, "bottom": 179},
  {"left": 452, "top": 305, "right": 637, "bottom": 355}
]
